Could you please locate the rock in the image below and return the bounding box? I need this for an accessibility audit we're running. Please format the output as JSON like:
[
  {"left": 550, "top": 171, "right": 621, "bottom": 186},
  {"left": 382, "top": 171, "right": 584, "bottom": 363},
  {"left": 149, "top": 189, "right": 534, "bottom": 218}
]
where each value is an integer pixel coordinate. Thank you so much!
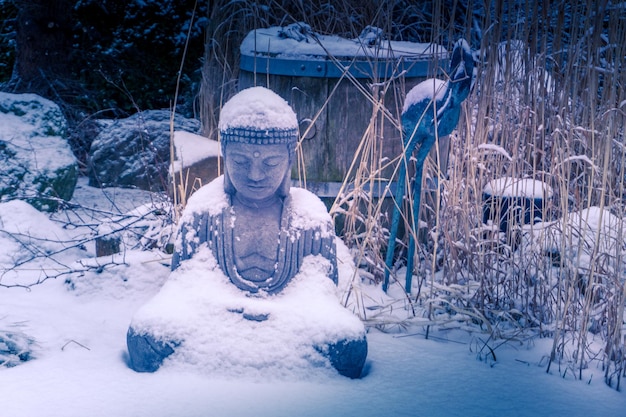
[
  {"left": 88, "top": 110, "right": 200, "bottom": 191},
  {"left": 95, "top": 236, "right": 121, "bottom": 257},
  {"left": 0, "top": 93, "right": 78, "bottom": 211}
]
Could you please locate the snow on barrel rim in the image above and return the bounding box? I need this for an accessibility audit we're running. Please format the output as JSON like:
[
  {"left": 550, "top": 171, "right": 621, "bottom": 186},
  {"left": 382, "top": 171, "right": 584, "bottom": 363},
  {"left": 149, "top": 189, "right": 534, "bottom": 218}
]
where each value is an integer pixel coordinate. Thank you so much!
[
  {"left": 483, "top": 177, "right": 553, "bottom": 199},
  {"left": 218, "top": 86, "right": 298, "bottom": 132}
]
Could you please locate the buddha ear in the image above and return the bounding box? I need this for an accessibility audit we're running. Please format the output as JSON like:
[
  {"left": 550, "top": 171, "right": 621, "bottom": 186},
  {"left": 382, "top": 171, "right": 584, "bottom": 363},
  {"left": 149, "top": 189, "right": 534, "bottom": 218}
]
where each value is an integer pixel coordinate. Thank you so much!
[
  {"left": 223, "top": 168, "right": 236, "bottom": 195},
  {"left": 278, "top": 169, "right": 291, "bottom": 198},
  {"left": 222, "top": 141, "right": 236, "bottom": 195}
]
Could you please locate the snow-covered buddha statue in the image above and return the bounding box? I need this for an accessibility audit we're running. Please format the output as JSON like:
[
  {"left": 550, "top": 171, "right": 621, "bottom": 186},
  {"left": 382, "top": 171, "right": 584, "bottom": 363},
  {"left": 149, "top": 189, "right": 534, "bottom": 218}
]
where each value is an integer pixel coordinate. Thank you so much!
[{"left": 126, "top": 87, "right": 367, "bottom": 378}]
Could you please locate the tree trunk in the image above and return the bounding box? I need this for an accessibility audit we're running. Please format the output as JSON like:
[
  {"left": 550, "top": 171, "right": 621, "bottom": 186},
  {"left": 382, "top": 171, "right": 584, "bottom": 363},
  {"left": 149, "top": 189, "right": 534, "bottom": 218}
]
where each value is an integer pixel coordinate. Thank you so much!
[{"left": 11, "top": 0, "right": 73, "bottom": 96}]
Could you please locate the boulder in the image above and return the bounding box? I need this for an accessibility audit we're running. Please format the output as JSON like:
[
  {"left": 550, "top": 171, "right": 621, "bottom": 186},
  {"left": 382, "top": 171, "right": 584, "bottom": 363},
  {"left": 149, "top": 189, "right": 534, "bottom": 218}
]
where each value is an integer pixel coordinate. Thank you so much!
[
  {"left": 0, "top": 93, "right": 78, "bottom": 211},
  {"left": 88, "top": 110, "right": 200, "bottom": 191}
]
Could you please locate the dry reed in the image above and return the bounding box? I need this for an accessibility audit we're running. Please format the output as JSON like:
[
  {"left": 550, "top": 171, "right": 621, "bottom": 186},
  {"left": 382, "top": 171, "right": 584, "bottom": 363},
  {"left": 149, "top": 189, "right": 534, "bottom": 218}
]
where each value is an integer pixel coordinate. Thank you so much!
[{"left": 198, "top": 0, "right": 626, "bottom": 388}]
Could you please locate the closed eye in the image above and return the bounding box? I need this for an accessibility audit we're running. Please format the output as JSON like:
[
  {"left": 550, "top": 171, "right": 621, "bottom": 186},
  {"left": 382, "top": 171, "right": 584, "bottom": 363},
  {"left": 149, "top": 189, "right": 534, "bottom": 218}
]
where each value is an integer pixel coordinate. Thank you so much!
[
  {"left": 264, "top": 156, "right": 283, "bottom": 167},
  {"left": 231, "top": 156, "right": 249, "bottom": 166}
]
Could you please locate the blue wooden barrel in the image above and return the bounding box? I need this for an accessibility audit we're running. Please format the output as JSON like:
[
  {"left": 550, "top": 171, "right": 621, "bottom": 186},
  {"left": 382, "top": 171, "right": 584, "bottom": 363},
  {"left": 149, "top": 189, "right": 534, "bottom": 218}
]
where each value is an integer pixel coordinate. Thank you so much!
[{"left": 238, "top": 24, "right": 448, "bottom": 193}]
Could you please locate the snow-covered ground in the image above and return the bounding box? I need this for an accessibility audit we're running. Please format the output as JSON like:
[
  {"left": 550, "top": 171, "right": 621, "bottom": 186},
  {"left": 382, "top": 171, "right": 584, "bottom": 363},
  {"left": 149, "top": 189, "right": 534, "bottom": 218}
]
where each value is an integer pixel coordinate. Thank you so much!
[{"left": 1, "top": 177, "right": 625, "bottom": 416}]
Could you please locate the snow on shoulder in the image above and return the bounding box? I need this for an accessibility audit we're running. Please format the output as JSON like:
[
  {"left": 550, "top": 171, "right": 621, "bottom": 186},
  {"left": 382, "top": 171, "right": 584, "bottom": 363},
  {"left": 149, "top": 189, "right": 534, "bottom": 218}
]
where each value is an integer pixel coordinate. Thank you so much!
[
  {"left": 130, "top": 242, "right": 364, "bottom": 379},
  {"left": 288, "top": 187, "right": 334, "bottom": 237},
  {"left": 218, "top": 86, "right": 298, "bottom": 132},
  {"left": 180, "top": 177, "right": 333, "bottom": 236},
  {"left": 179, "top": 176, "right": 230, "bottom": 219}
]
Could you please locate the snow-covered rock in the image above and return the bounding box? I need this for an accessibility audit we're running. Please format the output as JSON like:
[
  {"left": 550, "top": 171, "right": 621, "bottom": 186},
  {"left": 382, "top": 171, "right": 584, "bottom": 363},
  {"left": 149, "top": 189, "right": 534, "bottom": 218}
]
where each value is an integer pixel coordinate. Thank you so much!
[
  {"left": 0, "top": 93, "right": 78, "bottom": 211},
  {"left": 483, "top": 177, "right": 553, "bottom": 199},
  {"left": 87, "top": 110, "right": 200, "bottom": 191},
  {"left": 169, "top": 130, "right": 221, "bottom": 201}
]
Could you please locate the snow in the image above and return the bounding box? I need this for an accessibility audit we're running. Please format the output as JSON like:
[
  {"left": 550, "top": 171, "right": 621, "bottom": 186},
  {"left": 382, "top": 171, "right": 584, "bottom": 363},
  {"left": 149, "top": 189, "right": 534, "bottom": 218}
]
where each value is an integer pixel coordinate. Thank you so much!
[
  {"left": 1, "top": 178, "right": 625, "bottom": 416},
  {"left": 170, "top": 130, "right": 220, "bottom": 173},
  {"left": 130, "top": 246, "right": 363, "bottom": 378},
  {"left": 288, "top": 186, "right": 335, "bottom": 237},
  {"left": 240, "top": 24, "right": 447, "bottom": 61},
  {"left": 402, "top": 78, "right": 447, "bottom": 114},
  {"left": 180, "top": 175, "right": 230, "bottom": 217},
  {"left": 525, "top": 206, "right": 626, "bottom": 275},
  {"left": 477, "top": 143, "right": 513, "bottom": 161},
  {"left": 484, "top": 177, "right": 553, "bottom": 199},
  {"left": 0, "top": 200, "right": 81, "bottom": 267},
  {"left": 218, "top": 86, "right": 298, "bottom": 132}
]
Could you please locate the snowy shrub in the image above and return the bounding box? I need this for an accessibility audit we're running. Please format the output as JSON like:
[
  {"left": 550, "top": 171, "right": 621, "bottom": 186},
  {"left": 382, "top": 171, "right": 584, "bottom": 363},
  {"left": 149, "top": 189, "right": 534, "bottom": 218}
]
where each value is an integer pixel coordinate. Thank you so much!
[
  {"left": 96, "top": 200, "right": 175, "bottom": 255},
  {"left": 0, "top": 329, "right": 35, "bottom": 368}
]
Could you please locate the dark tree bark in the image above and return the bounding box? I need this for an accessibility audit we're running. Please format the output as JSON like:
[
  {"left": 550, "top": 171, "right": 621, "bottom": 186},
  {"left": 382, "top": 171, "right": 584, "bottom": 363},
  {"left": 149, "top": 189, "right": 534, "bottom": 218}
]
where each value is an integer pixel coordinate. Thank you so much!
[{"left": 10, "top": 0, "right": 73, "bottom": 96}]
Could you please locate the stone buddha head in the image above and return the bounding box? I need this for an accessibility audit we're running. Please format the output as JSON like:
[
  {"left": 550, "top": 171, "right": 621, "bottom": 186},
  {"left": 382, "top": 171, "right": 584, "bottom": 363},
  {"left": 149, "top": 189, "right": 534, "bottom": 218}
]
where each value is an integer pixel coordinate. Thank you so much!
[{"left": 218, "top": 87, "right": 298, "bottom": 203}]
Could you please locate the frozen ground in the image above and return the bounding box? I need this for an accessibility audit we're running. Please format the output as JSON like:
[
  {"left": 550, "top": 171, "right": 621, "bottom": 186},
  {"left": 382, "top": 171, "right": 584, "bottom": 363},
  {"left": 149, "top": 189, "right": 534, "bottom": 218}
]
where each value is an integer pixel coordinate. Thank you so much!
[{"left": 1, "top": 178, "right": 625, "bottom": 417}]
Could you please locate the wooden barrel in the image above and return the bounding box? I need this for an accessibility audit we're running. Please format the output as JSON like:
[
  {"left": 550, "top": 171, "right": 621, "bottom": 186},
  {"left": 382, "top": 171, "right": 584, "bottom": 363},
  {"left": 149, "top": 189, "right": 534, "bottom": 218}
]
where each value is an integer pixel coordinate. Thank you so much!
[{"left": 238, "top": 25, "right": 448, "bottom": 195}]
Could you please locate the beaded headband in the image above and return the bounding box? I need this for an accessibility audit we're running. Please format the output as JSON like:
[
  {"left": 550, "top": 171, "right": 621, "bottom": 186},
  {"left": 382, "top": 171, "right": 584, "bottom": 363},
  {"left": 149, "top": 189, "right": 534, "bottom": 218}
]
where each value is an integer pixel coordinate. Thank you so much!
[{"left": 220, "top": 127, "right": 298, "bottom": 147}]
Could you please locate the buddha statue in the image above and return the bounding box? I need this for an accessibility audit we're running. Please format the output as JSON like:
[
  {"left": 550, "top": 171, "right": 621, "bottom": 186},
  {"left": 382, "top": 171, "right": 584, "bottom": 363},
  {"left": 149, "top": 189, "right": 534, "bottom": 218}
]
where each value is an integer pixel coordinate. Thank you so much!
[{"left": 127, "top": 87, "right": 367, "bottom": 378}]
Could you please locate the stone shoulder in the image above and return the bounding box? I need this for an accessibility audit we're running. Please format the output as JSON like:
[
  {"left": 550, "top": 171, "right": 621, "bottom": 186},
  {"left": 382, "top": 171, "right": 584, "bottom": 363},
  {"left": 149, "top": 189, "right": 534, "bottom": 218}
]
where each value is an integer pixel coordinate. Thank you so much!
[{"left": 179, "top": 179, "right": 334, "bottom": 238}]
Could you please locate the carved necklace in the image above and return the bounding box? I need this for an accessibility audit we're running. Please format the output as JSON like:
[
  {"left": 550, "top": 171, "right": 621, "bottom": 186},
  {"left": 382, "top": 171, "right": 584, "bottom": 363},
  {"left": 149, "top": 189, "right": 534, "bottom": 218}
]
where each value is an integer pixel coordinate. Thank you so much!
[{"left": 209, "top": 194, "right": 298, "bottom": 294}]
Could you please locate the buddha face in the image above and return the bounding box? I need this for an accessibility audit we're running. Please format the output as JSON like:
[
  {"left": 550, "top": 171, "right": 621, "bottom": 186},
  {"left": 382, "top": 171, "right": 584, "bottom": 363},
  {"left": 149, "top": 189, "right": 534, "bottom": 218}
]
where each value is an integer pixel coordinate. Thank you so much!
[{"left": 224, "top": 142, "right": 291, "bottom": 202}]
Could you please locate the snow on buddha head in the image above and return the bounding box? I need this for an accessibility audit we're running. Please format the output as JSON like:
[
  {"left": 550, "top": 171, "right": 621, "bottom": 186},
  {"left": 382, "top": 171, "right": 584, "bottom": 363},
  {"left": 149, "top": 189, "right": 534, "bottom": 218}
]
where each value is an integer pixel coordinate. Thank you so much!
[
  {"left": 218, "top": 86, "right": 299, "bottom": 198},
  {"left": 218, "top": 86, "right": 299, "bottom": 150}
]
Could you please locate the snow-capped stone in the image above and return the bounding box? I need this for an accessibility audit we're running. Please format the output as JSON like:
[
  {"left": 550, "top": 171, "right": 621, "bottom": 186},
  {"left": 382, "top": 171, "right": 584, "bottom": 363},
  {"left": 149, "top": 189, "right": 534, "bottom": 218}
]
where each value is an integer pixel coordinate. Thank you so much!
[
  {"left": 169, "top": 130, "right": 221, "bottom": 201},
  {"left": 87, "top": 110, "right": 200, "bottom": 191},
  {"left": 0, "top": 92, "right": 78, "bottom": 212},
  {"left": 484, "top": 177, "right": 553, "bottom": 199},
  {"left": 482, "top": 177, "right": 552, "bottom": 234}
]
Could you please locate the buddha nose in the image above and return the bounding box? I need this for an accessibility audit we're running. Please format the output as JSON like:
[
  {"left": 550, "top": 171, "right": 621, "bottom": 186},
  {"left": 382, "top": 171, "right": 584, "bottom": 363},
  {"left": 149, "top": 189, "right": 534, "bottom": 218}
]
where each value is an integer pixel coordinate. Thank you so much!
[{"left": 248, "top": 161, "right": 265, "bottom": 181}]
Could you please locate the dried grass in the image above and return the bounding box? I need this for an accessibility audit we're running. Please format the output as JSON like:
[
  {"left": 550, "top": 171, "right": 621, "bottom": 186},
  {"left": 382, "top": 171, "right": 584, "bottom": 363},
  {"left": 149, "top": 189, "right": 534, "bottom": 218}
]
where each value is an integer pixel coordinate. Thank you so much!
[{"left": 198, "top": 0, "right": 626, "bottom": 387}]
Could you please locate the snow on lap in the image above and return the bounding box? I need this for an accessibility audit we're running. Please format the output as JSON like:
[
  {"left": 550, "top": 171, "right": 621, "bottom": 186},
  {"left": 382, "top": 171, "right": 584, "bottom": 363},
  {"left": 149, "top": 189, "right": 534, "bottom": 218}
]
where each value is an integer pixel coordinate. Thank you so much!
[{"left": 129, "top": 246, "right": 364, "bottom": 379}]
